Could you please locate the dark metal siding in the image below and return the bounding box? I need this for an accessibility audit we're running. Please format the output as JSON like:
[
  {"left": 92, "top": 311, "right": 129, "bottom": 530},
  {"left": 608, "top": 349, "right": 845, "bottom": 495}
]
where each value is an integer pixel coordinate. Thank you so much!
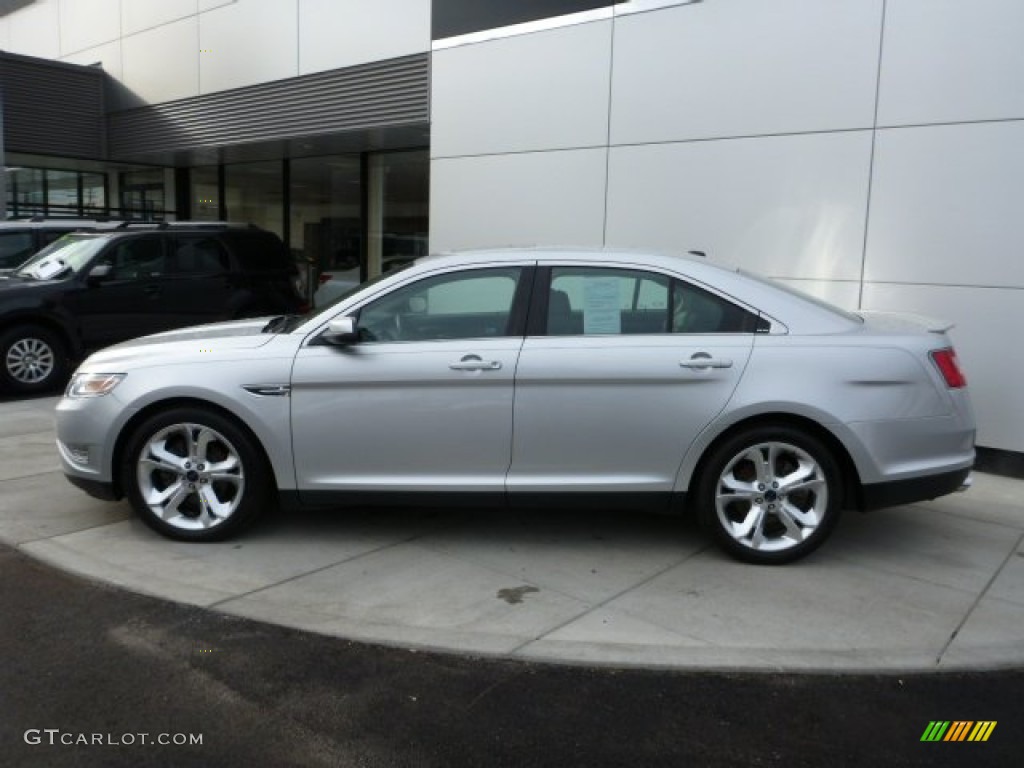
[
  {"left": 0, "top": 52, "right": 105, "bottom": 158},
  {"left": 108, "top": 54, "right": 429, "bottom": 161},
  {"left": 433, "top": 0, "right": 624, "bottom": 39}
]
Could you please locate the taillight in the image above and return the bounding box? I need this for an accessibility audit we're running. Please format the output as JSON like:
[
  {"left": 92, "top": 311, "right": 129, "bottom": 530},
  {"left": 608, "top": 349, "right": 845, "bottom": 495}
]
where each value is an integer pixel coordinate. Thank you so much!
[
  {"left": 318, "top": 274, "right": 333, "bottom": 285},
  {"left": 930, "top": 348, "right": 967, "bottom": 388}
]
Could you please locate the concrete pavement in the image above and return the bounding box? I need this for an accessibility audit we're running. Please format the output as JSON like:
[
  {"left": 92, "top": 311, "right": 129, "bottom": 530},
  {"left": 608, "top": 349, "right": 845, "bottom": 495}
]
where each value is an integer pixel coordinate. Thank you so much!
[{"left": 3, "top": 395, "right": 1023, "bottom": 672}]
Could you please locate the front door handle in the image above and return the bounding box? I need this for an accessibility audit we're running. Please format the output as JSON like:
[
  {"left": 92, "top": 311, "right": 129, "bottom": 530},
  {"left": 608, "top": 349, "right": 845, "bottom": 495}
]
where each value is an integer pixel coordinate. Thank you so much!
[
  {"left": 680, "top": 356, "right": 733, "bottom": 370},
  {"left": 449, "top": 356, "right": 502, "bottom": 371}
]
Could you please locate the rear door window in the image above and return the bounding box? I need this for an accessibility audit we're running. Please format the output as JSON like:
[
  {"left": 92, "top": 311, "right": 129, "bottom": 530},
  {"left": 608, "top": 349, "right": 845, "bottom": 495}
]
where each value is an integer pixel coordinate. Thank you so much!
[
  {"left": 171, "top": 236, "right": 230, "bottom": 274},
  {"left": 544, "top": 266, "right": 760, "bottom": 335}
]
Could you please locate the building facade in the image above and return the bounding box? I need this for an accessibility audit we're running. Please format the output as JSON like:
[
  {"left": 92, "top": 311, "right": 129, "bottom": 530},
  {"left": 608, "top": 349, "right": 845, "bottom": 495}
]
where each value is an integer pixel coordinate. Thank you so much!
[{"left": 1, "top": 0, "right": 1022, "bottom": 464}]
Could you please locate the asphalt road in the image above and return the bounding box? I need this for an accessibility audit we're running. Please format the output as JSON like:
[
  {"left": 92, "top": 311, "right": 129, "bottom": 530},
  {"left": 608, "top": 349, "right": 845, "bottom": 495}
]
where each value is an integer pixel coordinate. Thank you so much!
[{"left": 2, "top": 543, "right": 1022, "bottom": 768}]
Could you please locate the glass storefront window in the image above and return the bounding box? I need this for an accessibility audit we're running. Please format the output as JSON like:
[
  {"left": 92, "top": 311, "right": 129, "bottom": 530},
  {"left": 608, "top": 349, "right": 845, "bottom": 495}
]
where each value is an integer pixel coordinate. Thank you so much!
[
  {"left": 121, "top": 168, "right": 167, "bottom": 220},
  {"left": 81, "top": 173, "right": 106, "bottom": 214},
  {"left": 46, "top": 170, "right": 79, "bottom": 216},
  {"left": 4, "top": 166, "right": 112, "bottom": 218},
  {"left": 366, "top": 150, "right": 429, "bottom": 280},
  {"left": 191, "top": 165, "right": 220, "bottom": 221},
  {"left": 224, "top": 161, "right": 283, "bottom": 237},
  {"left": 7, "top": 167, "right": 45, "bottom": 217},
  {"left": 290, "top": 156, "right": 362, "bottom": 294}
]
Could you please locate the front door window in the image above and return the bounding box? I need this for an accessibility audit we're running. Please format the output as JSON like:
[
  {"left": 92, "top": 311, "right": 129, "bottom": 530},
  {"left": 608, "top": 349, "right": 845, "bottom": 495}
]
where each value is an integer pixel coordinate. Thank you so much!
[{"left": 357, "top": 267, "right": 522, "bottom": 343}]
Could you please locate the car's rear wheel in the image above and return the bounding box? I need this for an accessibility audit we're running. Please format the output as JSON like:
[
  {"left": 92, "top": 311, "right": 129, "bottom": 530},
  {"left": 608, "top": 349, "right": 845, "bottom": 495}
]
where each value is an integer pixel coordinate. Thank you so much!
[
  {"left": 0, "top": 324, "right": 68, "bottom": 394},
  {"left": 696, "top": 425, "right": 842, "bottom": 564},
  {"left": 122, "top": 407, "right": 271, "bottom": 541}
]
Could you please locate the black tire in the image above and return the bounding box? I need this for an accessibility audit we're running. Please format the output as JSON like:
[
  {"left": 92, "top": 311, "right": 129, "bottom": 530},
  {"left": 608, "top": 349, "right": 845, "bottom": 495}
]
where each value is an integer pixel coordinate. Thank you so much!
[
  {"left": 122, "top": 406, "right": 272, "bottom": 542},
  {"left": 0, "top": 324, "right": 69, "bottom": 395},
  {"left": 696, "top": 424, "right": 843, "bottom": 565}
]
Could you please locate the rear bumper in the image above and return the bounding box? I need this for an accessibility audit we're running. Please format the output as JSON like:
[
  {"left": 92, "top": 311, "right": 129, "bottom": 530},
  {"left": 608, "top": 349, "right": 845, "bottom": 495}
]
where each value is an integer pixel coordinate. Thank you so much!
[{"left": 860, "top": 467, "right": 972, "bottom": 511}]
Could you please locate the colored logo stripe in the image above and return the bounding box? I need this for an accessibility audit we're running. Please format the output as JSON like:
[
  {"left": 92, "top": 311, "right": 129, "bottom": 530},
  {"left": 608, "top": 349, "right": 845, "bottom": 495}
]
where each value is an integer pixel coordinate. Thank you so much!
[
  {"left": 922, "top": 721, "right": 997, "bottom": 742},
  {"left": 944, "top": 721, "right": 973, "bottom": 741},
  {"left": 968, "top": 722, "right": 997, "bottom": 742},
  {"left": 921, "top": 721, "right": 949, "bottom": 742}
]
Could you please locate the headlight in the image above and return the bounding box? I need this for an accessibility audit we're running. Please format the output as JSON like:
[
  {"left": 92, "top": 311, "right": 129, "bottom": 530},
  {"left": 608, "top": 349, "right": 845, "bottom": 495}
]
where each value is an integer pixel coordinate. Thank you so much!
[{"left": 66, "top": 372, "right": 126, "bottom": 398}]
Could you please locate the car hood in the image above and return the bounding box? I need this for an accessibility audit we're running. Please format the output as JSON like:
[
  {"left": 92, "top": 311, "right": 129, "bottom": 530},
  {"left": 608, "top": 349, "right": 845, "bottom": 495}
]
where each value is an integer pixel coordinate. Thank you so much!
[
  {"left": 0, "top": 273, "right": 51, "bottom": 292},
  {"left": 82, "top": 318, "right": 278, "bottom": 368}
]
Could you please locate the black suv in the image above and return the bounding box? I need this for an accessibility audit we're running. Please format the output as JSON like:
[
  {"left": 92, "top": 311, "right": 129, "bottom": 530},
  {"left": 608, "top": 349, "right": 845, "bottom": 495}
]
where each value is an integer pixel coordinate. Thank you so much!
[{"left": 0, "top": 223, "right": 305, "bottom": 394}]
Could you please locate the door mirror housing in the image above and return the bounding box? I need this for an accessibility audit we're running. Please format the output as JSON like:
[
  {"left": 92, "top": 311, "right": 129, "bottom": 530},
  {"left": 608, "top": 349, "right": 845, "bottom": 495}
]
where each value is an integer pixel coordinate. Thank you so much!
[
  {"left": 322, "top": 316, "right": 359, "bottom": 345},
  {"left": 87, "top": 263, "right": 113, "bottom": 284}
]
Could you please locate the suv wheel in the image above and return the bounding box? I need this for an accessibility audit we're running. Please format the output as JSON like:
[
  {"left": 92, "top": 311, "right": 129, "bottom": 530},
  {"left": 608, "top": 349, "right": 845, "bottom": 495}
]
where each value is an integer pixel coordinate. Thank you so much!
[
  {"left": 122, "top": 407, "right": 272, "bottom": 541},
  {"left": 0, "top": 325, "right": 68, "bottom": 394}
]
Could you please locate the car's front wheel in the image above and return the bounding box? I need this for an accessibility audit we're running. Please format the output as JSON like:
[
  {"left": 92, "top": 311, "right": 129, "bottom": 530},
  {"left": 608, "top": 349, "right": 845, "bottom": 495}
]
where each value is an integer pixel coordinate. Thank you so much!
[
  {"left": 696, "top": 425, "right": 843, "bottom": 564},
  {"left": 122, "top": 407, "right": 272, "bottom": 541},
  {"left": 0, "top": 324, "right": 68, "bottom": 394}
]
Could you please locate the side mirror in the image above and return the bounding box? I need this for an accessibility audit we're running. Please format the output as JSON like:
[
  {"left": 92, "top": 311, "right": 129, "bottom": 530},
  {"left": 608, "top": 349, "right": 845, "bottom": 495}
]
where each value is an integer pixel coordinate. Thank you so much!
[
  {"left": 321, "top": 316, "right": 359, "bottom": 346},
  {"left": 87, "top": 263, "right": 113, "bottom": 284}
]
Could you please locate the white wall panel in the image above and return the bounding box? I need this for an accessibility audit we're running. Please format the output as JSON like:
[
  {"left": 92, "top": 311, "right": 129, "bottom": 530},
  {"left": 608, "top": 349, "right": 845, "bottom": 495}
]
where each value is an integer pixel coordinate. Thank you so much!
[
  {"left": 430, "top": 149, "right": 607, "bottom": 252},
  {"left": 770, "top": 279, "right": 862, "bottom": 312},
  {"left": 59, "top": 0, "right": 121, "bottom": 54},
  {"left": 431, "top": 20, "right": 612, "bottom": 158},
  {"left": 122, "top": 16, "right": 198, "bottom": 104},
  {"left": 5, "top": 0, "right": 60, "bottom": 59},
  {"left": 862, "top": 283, "right": 1024, "bottom": 453},
  {"left": 610, "top": 0, "right": 882, "bottom": 145},
  {"left": 865, "top": 122, "right": 1024, "bottom": 288},
  {"left": 60, "top": 39, "right": 123, "bottom": 80},
  {"left": 122, "top": 0, "right": 198, "bottom": 36},
  {"left": 605, "top": 132, "right": 873, "bottom": 281},
  {"left": 199, "top": 0, "right": 297, "bottom": 94},
  {"left": 878, "top": 0, "right": 1024, "bottom": 126},
  {"left": 299, "top": 0, "right": 430, "bottom": 76}
]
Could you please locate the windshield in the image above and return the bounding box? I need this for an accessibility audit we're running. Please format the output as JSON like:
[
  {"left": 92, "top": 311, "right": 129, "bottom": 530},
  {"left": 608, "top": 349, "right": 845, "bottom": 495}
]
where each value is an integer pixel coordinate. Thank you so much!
[{"left": 15, "top": 235, "right": 109, "bottom": 280}]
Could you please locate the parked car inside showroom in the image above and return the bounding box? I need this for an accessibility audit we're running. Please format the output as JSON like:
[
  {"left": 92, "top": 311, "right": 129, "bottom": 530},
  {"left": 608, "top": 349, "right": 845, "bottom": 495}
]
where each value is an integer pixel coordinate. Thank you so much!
[
  {"left": 0, "top": 223, "right": 304, "bottom": 394},
  {"left": 55, "top": 248, "right": 975, "bottom": 564}
]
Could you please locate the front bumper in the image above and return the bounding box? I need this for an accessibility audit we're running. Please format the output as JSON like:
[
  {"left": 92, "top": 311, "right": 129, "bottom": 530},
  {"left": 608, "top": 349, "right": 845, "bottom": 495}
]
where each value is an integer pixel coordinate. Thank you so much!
[
  {"left": 55, "top": 392, "right": 136, "bottom": 489},
  {"left": 63, "top": 472, "right": 121, "bottom": 501}
]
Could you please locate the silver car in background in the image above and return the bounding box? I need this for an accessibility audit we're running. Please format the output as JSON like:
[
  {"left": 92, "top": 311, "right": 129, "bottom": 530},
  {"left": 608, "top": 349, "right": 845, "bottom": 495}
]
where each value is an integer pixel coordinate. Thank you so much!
[{"left": 56, "top": 248, "right": 975, "bottom": 564}]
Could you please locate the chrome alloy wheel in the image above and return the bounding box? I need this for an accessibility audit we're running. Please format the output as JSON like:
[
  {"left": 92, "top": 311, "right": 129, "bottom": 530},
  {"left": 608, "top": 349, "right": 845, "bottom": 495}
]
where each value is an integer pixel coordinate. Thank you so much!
[
  {"left": 714, "top": 441, "right": 828, "bottom": 553},
  {"left": 6, "top": 336, "right": 55, "bottom": 384},
  {"left": 136, "top": 422, "right": 245, "bottom": 531}
]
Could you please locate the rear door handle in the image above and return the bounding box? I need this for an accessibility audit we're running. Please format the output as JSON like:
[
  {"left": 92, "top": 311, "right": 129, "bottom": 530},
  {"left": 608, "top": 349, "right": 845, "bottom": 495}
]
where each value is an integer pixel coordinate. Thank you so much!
[
  {"left": 680, "top": 357, "right": 733, "bottom": 370},
  {"left": 449, "top": 356, "right": 502, "bottom": 371}
]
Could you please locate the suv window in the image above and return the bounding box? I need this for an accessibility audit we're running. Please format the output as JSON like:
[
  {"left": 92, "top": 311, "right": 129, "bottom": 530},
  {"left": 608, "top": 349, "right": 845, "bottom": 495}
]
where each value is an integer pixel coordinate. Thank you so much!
[
  {"left": 171, "top": 236, "right": 230, "bottom": 274},
  {"left": 228, "top": 231, "right": 291, "bottom": 271},
  {"left": 104, "top": 237, "right": 167, "bottom": 280}
]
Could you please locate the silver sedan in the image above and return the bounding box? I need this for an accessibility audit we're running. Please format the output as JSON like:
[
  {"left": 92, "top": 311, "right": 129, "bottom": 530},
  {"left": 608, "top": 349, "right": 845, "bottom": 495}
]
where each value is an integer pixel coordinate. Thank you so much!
[{"left": 56, "top": 249, "right": 975, "bottom": 564}]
